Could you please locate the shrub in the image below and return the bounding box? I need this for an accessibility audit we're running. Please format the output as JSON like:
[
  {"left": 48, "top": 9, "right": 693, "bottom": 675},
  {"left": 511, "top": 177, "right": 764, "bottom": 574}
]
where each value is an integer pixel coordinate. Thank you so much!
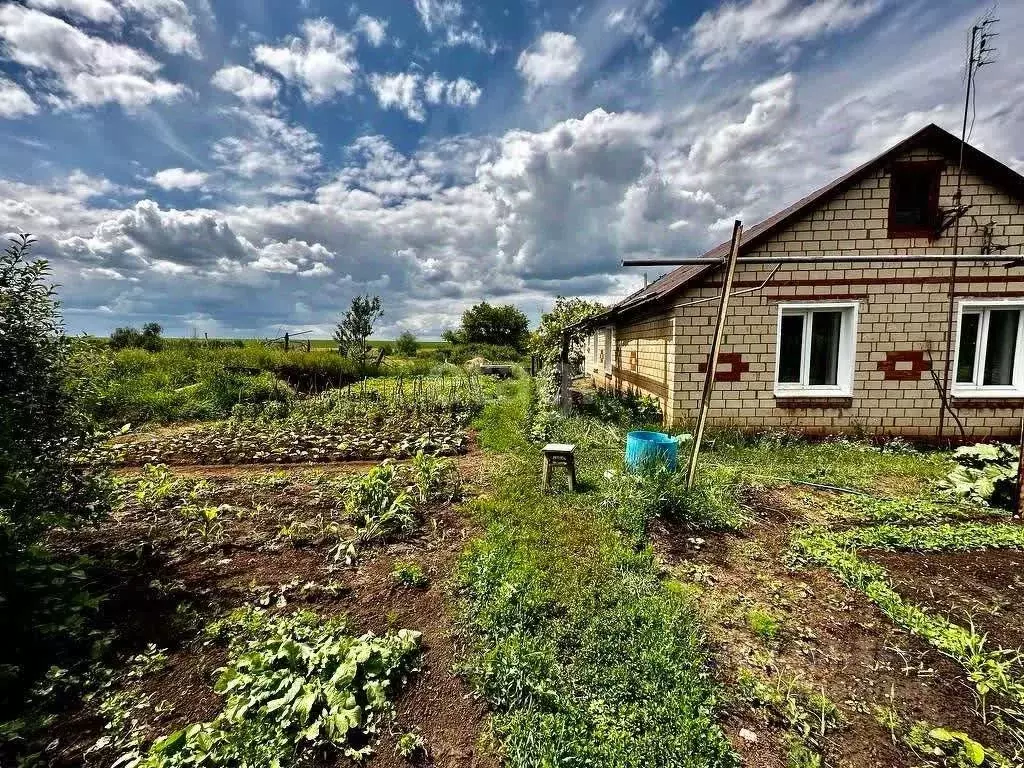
[
  {"left": 110, "top": 322, "right": 163, "bottom": 352},
  {"left": 394, "top": 331, "right": 418, "bottom": 357},
  {"left": 0, "top": 235, "right": 110, "bottom": 716},
  {"left": 579, "top": 388, "right": 662, "bottom": 426}
]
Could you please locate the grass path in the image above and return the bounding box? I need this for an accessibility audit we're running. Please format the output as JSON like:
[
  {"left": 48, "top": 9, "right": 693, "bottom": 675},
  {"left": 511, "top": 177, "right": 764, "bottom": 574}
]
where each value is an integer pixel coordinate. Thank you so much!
[{"left": 456, "top": 377, "right": 737, "bottom": 767}]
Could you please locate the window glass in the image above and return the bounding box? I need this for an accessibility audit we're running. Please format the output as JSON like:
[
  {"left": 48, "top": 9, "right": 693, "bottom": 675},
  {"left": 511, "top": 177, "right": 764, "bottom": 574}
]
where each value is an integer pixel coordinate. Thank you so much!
[
  {"left": 778, "top": 314, "right": 804, "bottom": 383},
  {"left": 956, "top": 312, "right": 981, "bottom": 384},
  {"left": 983, "top": 309, "right": 1019, "bottom": 386},
  {"left": 808, "top": 311, "right": 842, "bottom": 386},
  {"left": 889, "top": 164, "right": 939, "bottom": 233}
]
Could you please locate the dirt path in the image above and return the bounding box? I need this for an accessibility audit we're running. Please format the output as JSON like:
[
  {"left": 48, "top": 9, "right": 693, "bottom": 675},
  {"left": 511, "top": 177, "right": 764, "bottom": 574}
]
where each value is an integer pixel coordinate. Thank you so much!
[{"left": 651, "top": 489, "right": 1016, "bottom": 767}]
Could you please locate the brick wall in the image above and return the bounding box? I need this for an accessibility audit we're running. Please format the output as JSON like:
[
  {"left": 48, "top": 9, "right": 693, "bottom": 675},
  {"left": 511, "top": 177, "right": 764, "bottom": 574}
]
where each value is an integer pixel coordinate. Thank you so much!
[{"left": 600, "top": 145, "right": 1024, "bottom": 440}]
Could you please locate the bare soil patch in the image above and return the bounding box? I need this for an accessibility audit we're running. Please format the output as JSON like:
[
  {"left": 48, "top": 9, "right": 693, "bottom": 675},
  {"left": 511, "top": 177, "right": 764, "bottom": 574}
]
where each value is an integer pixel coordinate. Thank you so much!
[
  {"left": 39, "top": 460, "right": 496, "bottom": 768},
  {"left": 651, "top": 489, "right": 1016, "bottom": 767},
  {"left": 863, "top": 548, "right": 1024, "bottom": 651}
]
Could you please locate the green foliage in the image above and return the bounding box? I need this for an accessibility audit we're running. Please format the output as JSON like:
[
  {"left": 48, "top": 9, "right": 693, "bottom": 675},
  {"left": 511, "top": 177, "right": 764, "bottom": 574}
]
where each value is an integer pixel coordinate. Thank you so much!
[
  {"left": 940, "top": 443, "right": 1019, "bottom": 511},
  {"left": 530, "top": 296, "right": 606, "bottom": 368},
  {"left": 394, "top": 331, "right": 419, "bottom": 357},
  {"left": 447, "top": 302, "right": 530, "bottom": 352},
  {"left": 579, "top": 387, "right": 662, "bottom": 426},
  {"left": 129, "top": 609, "right": 421, "bottom": 767},
  {"left": 110, "top": 322, "right": 164, "bottom": 352},
  {"left": 395, "top": 730, "right": 426, "bottom": 759},
  {"left": 0, "top": 234, "right": 110, "bottom": 716},
  {"left": 457, "top": 377, "right": 737, "bottom": 767},
  {"left": 746, "top": 607, "right": 782, "bottom": 641},
  {"left": 334, "top": 294, "right": 384, "bottom": 365},
  {"left": 441, "top": 342, "right": 522, "bottom": 364},
  {"left": 392, "top": 561, "right": 428, "bottom": 588},
  {"left": 906, "top": 722, "right": 1012, "bottom": 767}
]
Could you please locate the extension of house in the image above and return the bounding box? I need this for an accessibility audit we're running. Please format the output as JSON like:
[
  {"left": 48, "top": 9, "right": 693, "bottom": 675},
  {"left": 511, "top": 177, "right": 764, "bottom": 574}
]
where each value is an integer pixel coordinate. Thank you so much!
[{"left": 584, "top": 123, "right": 1024, "bottom": 441}]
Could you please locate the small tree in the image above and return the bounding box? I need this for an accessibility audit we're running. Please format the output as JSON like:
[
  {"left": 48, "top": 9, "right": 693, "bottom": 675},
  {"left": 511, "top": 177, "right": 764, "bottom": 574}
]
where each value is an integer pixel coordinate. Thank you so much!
[
  {"left": 457, "top": 302, "right": 530, "bottom": 351},
  {"left": 395, "top": 331, "right": 419, "bottom": 357},
  {"left": 109, "top": 322, "right": 163, "bottom": 351},
  {"left": 532, "top": 296, "right": 607, "bottom": 369},
  {"left": 334, "top": 295, "right": 383, "bottom": 365}
]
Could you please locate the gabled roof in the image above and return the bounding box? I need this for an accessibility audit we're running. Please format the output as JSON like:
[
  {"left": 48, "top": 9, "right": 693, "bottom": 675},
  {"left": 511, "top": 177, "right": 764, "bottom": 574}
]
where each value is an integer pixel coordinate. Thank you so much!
[{"left": 596, "top": 123, "right": 1024, "bottom": 323}]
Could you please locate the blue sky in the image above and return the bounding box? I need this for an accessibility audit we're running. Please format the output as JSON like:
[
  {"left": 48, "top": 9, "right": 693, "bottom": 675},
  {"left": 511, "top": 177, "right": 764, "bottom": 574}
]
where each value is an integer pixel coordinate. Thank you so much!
[{"left": 1, "top": 0, "right": 1022, "bottom": 338}]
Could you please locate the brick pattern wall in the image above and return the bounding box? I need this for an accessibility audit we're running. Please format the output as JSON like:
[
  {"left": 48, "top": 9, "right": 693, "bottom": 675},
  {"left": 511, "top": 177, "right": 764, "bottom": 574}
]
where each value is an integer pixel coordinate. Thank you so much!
[{"left": 600, "top": 145, "right": 1024, "bottom": 440}]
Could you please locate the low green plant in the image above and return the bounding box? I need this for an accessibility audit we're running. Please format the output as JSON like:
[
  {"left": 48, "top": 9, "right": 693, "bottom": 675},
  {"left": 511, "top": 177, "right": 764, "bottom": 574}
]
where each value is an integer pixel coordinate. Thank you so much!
[
  {"left": 939, "top": 443, "right": 1019, "bottom": 511},
  {"left": 392, "top": 561, "right": 429, "bottom": 588},
  {"left": 905, "top": 722, "right": 1013, "bottom": 767},
  {"left": 395, "top": 730, "right": 426, "bottom": 759},
  {"left": 129, "top": 609, "right": 421, "bottom": 767},
  {"left": 746, "top": 607, "right": 782, "bottom": 642}
]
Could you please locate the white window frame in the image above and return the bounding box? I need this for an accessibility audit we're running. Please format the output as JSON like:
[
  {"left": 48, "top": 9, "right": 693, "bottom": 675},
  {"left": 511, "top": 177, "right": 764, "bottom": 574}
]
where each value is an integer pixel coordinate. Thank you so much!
[
  {"left": 951, "top": 299, "right": 1024, "bottom": 398},
  {"left": 774, "top": 301, "right": 859, "bottom": 398}
]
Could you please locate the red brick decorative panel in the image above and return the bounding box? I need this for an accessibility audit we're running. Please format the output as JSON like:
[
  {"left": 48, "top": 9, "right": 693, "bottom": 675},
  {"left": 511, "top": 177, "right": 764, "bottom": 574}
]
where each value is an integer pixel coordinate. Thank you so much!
[
  {"left": 950, "top": 398, "right": 1024, "bottom": 410},
  {"left": 774, "top": 397, "right": 853, "bottom": 410},
  {"left": 697, "top": 352, "right": 750, "bottom": 382},
  {"left": 877, "top": 350, "right": 931, "bottom": 381}
]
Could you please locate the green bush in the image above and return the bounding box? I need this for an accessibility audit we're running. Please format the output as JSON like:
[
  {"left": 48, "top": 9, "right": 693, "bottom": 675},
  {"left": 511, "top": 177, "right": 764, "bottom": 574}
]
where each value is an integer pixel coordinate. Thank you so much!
[{"left": 939, "top": 443, "right": 1019, "bottom": 510}]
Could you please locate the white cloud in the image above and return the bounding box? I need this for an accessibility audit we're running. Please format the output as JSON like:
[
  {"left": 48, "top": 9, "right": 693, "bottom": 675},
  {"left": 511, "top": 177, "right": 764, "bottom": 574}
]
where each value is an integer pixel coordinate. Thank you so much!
[
  {"left": 0, "top": 77, "right": 39, "bottom": 118},
  {"left": 354, "top": 15, "right": 388, "bottom": 47},
  {"left": 211, "top": 108, "right": 321, "bottom": 197},
  {"left": 649, "top": 45, "right": 672, "bottom": 77},
  {"left": 148, "top": 168, "right": 208, "bottom": 190},
  {"left": 253, "top": 19, "right": 358, "bottom": 103},
  {"left": 413, "top": 0, "right": 490, "bottom": 50},
  {"left": 369, "top": 72, "right": 424, "bottom": 121},
  {"left": 211, "top": 65, "right": 279, "bottom": 104},
  {"left": 423, "top": 73, "right": 481, "bottom": 107},
  {"left": 119, "top": 0, "right": 201, "bottom": 58},
  {"left": 690, "top": 0, "right": 883, "bottom": 69},
  {"left": 370, "top": 72, "right": 481, "bottom": 121},
  {"left": 516, "top": 31, "right": 583, "bottom": 94},
  {"left": 0, "top": 5, "right": 186, "bottom": 109},
  {"left": 26, "top": 0, "right": 122, "bottom": 24}
]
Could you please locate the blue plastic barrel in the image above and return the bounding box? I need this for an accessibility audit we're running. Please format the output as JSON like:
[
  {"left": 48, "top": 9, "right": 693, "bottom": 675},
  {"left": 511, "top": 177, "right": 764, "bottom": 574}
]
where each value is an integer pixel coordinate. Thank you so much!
[{"left": 625, "top": 431, "right": 678, "bottom": 471}]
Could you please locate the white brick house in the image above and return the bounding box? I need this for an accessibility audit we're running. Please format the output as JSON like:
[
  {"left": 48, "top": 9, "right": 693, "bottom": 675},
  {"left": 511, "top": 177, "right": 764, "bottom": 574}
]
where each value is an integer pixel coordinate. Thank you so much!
[{"left": 584, "top": 124, "right": 1024, "bottom": 441}]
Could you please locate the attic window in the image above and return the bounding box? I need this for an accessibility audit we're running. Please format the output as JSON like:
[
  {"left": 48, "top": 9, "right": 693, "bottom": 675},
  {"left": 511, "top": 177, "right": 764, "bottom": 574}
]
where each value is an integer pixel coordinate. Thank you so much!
[{"left": 887, "top": 161, "right": 943, "bottom": 238}]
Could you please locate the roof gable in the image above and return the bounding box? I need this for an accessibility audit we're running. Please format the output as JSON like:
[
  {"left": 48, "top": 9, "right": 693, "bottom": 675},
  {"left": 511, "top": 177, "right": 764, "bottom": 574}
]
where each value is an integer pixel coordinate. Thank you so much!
[{"left": 609, "top": 123, "right": 1024, "bottom": 316}]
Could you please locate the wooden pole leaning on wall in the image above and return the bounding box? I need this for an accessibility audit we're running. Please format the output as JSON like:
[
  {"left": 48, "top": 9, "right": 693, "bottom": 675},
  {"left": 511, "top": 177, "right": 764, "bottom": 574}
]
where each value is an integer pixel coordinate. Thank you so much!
[
  {"left": 685, "top": 220, "right": 743, "bottom": 490},
  {"left": 1015, "top": 416, "right": 1024, "bottom": 521}
]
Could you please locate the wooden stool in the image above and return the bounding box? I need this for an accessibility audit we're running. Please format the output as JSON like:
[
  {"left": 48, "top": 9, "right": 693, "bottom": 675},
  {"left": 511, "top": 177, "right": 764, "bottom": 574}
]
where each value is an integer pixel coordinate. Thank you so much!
[{"left": 542, "top": 443, "right": 578, "bottom": 492}]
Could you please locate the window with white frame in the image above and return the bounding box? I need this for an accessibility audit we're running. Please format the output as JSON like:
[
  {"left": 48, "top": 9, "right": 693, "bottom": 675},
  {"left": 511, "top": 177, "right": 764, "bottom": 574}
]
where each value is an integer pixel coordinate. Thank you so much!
[
  {"left": 953, "top": 302, "right": 1024, "bottom": 396},
  {"left": 775, "top": 303, "right": 858, "bottom": 396}
]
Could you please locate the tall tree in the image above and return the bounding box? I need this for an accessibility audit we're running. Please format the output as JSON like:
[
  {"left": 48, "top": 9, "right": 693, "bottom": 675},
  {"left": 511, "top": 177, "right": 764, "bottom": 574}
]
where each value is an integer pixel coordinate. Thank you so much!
[
  {"left": 532, "top": 296, "right": 607, "bottom": 368},
  {"left": 456, "top": 302, "right": 531, "bottom": 351},
  {"left": 334, "top": 295, "right": 383, "bottom": 365}
]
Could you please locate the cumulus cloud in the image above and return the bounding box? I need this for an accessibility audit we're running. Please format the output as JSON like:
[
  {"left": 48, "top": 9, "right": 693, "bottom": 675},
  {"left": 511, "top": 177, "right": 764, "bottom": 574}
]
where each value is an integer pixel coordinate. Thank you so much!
[
  {"left": 253, "top": 18, "right": 358, "bottom": 103},
  {"left": 211, "top": 65, "right": 279, "bottom": 103},
  {"left": 0, "top": 4, "right": 186, "bottom": 109},
  {"left": 690, "top": 0, "right": 883, "bottom": 69},
  {"left": 688, "top": 73, "right": 797, "bottom": 168},
  {"left": 120, "top": 0, "right": 201, "bottom": 58},
  {"left": 516, "top": 31, "right": 583, "bottom": 94},
  {"left": 0, "top": 76, "right": 39, "bottom": 118},
  {"left": 354, "top": 15, "right": 388, "bottom": 47},
  {"left": 369, "top": 72, "right": 481, "bottom": 121},
  {"left": 148, "top": 168, "right": 209, "bottom": 190}
]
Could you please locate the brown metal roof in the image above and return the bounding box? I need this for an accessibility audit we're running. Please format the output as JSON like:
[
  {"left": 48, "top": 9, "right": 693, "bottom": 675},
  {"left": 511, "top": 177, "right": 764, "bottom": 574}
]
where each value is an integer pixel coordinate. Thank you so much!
[{"left": 602, "top": 123, "right": 1024, "bottom": 321}]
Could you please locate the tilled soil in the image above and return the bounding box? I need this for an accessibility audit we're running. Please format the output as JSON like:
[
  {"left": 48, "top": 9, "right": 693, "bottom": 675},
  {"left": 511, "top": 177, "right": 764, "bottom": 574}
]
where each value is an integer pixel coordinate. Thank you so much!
[
  {"left": 863, "top": 548, "right": 1024, "bottom": 651},
  {"left": 36, "top": 458, "right": 497, "bottom": 768},
  {"left": 651, "top": 489, "right": 1018, "bottom": 767}
]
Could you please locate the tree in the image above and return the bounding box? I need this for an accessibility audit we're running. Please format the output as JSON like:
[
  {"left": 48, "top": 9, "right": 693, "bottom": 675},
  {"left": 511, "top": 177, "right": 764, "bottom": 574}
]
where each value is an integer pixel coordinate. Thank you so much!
[
  {"left": 1, "top": 234, "right": 109, "bottom": 711},
  {"left": 532, "top": 296, "right": 607, "bottom": 368},
  {"left": 456, "top": 302, "right": 530, "bottom": 351},
  {"left": 395, "top": 331, "right": 419, "bottom": 357},
  {"left": 334, "top": 295, "right": 383, "bottom": 365},
  {"left": 109, "top": 322, "right": 163, "bottom": 352}
]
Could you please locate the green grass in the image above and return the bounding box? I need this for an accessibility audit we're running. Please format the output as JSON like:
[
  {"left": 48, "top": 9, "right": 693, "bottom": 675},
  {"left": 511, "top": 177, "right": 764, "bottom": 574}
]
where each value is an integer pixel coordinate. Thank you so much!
[{"left": 456, "top": 377, "right": 737, "bottom": 767}]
